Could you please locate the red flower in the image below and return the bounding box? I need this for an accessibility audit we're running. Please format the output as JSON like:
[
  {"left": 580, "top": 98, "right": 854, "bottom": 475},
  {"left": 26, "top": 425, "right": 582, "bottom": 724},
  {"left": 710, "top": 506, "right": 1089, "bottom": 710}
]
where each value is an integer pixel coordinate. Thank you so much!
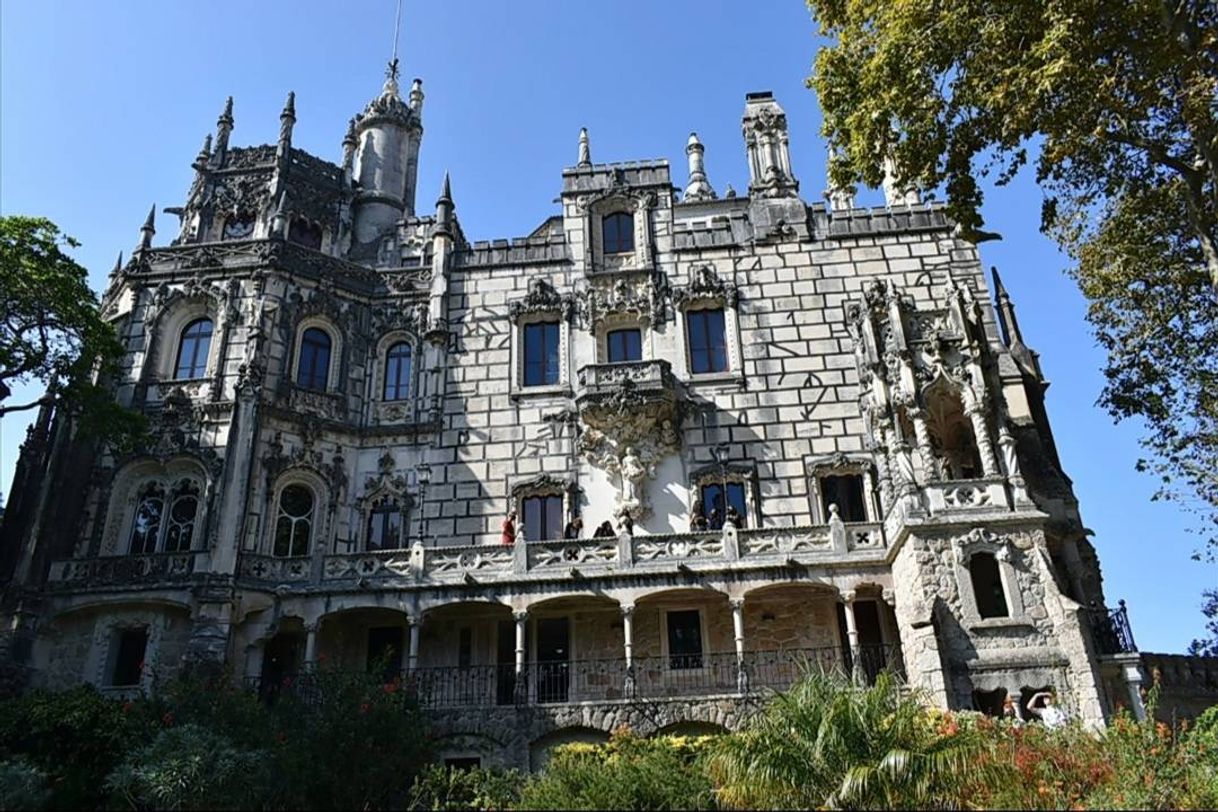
[
  {"left": 382, "top": 682, "right": 398, "bottom": 694},
  {"left": 122, "top": 701, "right": 134, "bottom": 714},
  {"left": 162, "top": 712, "right": 175, "bottom": 727},
  {"left": 359, "top": 702, "right": 371, "bottom": 715}
]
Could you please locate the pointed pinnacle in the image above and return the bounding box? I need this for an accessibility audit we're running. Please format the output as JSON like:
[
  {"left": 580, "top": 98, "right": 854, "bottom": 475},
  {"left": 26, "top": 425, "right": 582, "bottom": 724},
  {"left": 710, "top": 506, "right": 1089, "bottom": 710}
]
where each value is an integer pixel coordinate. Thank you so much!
[
  {"left": 991, "top": 266, "right": 1010, "bottom": 301},
  {"left": 282, "top": 91, "right": 296, "bottom": 118},
  {"left": 112, "top": 251, "right": 124, "bottom": 274},
  {"left": 142, "top": 204, "right": 156, "bottom": 232},
  {"left": 439, "top": 171, "right": 452, "bottom": 203},
  {"left": 220, "top": 96, "right": 234, "bottom": 122}
]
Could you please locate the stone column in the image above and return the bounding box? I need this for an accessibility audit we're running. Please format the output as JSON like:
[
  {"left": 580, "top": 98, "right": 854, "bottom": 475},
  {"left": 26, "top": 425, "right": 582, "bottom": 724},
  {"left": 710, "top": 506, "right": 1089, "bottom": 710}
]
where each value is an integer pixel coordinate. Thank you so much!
[
  {"left": 730, "top": 598, "right": 748, "bottom": 693},
  {"left": 1123, "top": 661, "right": 1148, "bottom": 722},
  {"left": 964, "top": 401, "right": 999, "bottom": 477},
  {"left": 841, "top": 590, "right": 862, "bottom": 684},
  {"left": 621, "top": 604, "right": 635, "bottom": 696},
  {"left": 303, "top": 623, "right": 318, "bottom": 669},
  {"left": 244, "top": 643, "right": 264, "bottom": 686},
  {"left": 514, "top": 610, "right": 528, "bottom": 702},
  {"left": 907, "top": 408, "right": 938, "bottom": 481},
  {"left": 407, "top": 616, "right": 421, "bottom": 673}
]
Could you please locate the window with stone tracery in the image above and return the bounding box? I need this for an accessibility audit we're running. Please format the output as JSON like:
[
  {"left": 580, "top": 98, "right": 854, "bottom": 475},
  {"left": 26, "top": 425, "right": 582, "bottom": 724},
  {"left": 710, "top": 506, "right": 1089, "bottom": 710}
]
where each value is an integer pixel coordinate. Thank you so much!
[
  {"left": 383, "top": 341, "right": 413, "bottom": 400},
  {"left": 128, "top": 483, "right": 164, "bottom": 555},
  {"left": 274, "top": 485, "right": 314, "bottom": 557},
  {"left": 925, "top": 386, "right": 983, "bottom": 480},
  {"left": 127, "top": 479, "right": 200, "bottom": 554},
  {"left": 221, "top": 212, "right": 255, "bottom": 240}
]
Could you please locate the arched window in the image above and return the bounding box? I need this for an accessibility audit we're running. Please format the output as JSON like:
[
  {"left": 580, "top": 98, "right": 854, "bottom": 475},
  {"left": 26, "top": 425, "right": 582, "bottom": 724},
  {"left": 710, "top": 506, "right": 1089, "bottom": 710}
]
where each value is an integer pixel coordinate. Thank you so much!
[
  {"left": 969, "top": 552, "right": 1010, "bottom": 618},
  {"left": 129, "top": 483, "right": 165, "bottom": 554},
  {"left": 925, "top": 386, "right": 983, "bottom": 480},
  {"left": 602, "top": 212, "right": 634, "bottom": 254},
  {"left": 289, "top": 218, "right": 324, "bottom": 250},
  {"left": 222, "top": 212, "right": 255, "bottom": 240},
  {"left": 383, "top": 342, "right": 412, "bottom": 401},
  {"left": 274, "top": 485, "right": 314, "bottom": 557},
  {"left": 163, "top": 480, "right": 200, "bottom": 552},
  {"left": 174, "top": 318, "right": 213, "bottom": 380},
  {"left": 367, "top": 498, "right": 406, "bottom": 550},
  {"left": 296, "top": 328, "right": 332, "bottom": 391}
]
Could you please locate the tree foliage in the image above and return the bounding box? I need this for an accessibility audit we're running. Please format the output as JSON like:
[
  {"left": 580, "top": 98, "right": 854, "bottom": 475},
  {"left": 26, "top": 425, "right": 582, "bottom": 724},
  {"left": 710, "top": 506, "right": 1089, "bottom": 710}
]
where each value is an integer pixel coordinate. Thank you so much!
[{"left": 0, "top": 216, "right": 142, "bottom": 446}]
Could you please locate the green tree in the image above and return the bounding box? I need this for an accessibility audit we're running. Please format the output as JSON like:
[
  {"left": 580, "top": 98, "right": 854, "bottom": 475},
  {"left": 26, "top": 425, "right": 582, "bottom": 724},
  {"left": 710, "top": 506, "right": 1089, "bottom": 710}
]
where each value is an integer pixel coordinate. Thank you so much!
[
  {"left": 805, "top": 0, "right": 1218, "bottom": 574},
  {"left": 0, "top": 216, "right": 142, "bottom": 445},
  {"left": 1189, "top": 589, "right": 1218, "bottom": 656},
  {"left": 706, "top": 672, "right": 995, "bottom": 809}
]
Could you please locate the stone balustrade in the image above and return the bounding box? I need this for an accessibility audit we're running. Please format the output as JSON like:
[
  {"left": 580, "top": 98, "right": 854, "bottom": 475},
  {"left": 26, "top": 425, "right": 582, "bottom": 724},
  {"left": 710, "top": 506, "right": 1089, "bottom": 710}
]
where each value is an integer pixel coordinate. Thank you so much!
[
  {"left": 47, "top": 551, "right": 204, "bottom": 588},
  {"left": 923, "top": 476, "right": 1011, "bottom": 514}
]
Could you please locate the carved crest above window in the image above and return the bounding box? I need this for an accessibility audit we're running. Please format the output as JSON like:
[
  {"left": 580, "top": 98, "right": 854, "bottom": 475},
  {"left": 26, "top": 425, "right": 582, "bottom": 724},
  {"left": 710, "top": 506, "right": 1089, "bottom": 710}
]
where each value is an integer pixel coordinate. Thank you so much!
[
  {"left": 508, "top": 277, "right": 575, "bottom": 321},
  {"left": 673, "top": 265, "right": 738, "bottom": 309},
  {"left": 578, "top": 274, "right": 664, "bottom": 328}
]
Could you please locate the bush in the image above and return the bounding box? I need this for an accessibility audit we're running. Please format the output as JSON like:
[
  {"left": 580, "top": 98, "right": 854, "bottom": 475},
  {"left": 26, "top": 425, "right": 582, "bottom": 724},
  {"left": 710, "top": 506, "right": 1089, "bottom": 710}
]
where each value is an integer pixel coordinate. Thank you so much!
[
  {"left": 406, "top": 764, "right": 524, "bottom": 811},
  {"left": 0, "top": 686, "right": 148, "bottom": 809},
  {"left": 104, "top": 724, "right": 271, "bottom": 811},
  {"left": 0, "top": 758, "right": 50, "bottom": 811},
  {"left": 519, "top": 729, "right": 717, "bottom": 810}
]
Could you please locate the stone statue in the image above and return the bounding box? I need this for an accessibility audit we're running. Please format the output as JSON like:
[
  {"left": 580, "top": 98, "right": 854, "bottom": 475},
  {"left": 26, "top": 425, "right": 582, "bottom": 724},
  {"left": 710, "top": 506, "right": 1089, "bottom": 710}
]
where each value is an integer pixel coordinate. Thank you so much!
[{"left": 619, "top": 446, "right": 645, "bottom": 507}]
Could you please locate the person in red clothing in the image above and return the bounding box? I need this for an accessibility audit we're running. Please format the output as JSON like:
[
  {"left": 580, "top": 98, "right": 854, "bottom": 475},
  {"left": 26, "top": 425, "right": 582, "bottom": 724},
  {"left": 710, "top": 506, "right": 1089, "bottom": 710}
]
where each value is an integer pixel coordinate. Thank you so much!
[{"left": 500, "top": 511, "right": 517, "bottom": 545}]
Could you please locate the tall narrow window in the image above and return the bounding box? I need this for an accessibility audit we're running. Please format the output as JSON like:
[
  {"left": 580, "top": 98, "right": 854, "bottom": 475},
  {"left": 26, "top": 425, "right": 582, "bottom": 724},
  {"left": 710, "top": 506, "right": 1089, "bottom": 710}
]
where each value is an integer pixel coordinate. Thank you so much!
[
  {"left": 129, "top": 483, "right": 166, "bottom": 554},
  {"left": 686, "top": 308, "right": 728, "bottom": 374},
  {"left": 820, "top": 474, "right": 868, "bottom": 522},
  {"left": 110, "top": 628, "right": 148, "bottom": 687},
  {"left": 296, "top": 328, "right": 332, "bottom": 391},
  {"left": 521, "top": 494, "right": 563, "bottom": 541},
  {"left": 367, "top": 499, "right": 405, "bottom": 551},
  {"left": 969, "top": 553, "right": 1010, "bottom": 618},
  {"left": 700, "top": 482, "right": 746, "bottom": 529},
  {"left": 606, "top": 328, "right": 642, "bottom": 363},
  {"left": 174, "top": 318, "right": 213, "bottom": 379},
  {"left": 666, "top": 610, "right": 704, "bottom": 670},
  {"left": 602, "top": 212, "right": 634, "bottom": 254},
  {"left": 383, "top": 342, "right": 412, "bottom": 400},
  {"left": 274, "top": 485, "right": 314, "bottom": 557},
  {"left": 163, "top": 480, "right": 200, "bottom": 552},
  {"left": 523, "top": 321, "right": 560, "bottom": 387}
]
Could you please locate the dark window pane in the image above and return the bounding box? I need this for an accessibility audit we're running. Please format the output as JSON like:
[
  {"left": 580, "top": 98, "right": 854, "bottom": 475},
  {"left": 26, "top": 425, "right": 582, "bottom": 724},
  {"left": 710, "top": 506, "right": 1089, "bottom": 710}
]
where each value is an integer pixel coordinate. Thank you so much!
[
  {"left": 970, "top": 553, "right": 1010, "bottom": 618},
  {"left": 821, "top": 474, "right": 867, "bottom": 522},
  {"left": 276, "top": 486, "right": 313, "bottom": 557},
  {"left": 666, "top": 610, "right": 703, "bottom": 670},
  {"left": 524, "top": 322, "right": 560, "bottom": 386},
  {"left": 458, "top": 627, "right": 473, "bottom": 669},
  {"left": 288, "top": 219, "right": 323, "bottom": 250},
  {"left": 603, "top": 212, "right": 634, "bottom": 254},
  {"left": 297, "top": 328, "right": 332, "bottom": 391},
  {"left": 129, "top": 486, "right": 165, "bottom": 554},
  {"left": 726, "top": 482, "right": 747, "bottom": 523},
  {"left": 163, "top": 489, "right": 197, "bottom": 553},
  {"left": 383, "top": 342, "right": 412, "bottom": 400},
  {"left": 522, "top": 495, "right": 563, "bottom": 540},
  {"left": 686, "top": 309, "right": 727, "bottom": 374},
  {"left": 112, "top": 628, "right": 148, "bottom": 687},
  {"left": 174, "top": 318, "right": 213, "bottom": 380},
  {"left": 607, "top": 328, "right": 642, "bottom": 363}
]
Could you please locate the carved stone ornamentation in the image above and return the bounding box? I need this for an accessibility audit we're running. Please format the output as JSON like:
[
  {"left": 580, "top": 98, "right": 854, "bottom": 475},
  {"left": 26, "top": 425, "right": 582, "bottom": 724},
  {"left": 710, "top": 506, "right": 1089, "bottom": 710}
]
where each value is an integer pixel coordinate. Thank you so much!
[
  {"left": 508, "top": 277, "right": 575, "bottom": 321},
  {"left": 672, "top": 265, "right": 738, "bottom": 309},
  {"left": 578, "top": 274, "right": 664, "bottom": 328}
]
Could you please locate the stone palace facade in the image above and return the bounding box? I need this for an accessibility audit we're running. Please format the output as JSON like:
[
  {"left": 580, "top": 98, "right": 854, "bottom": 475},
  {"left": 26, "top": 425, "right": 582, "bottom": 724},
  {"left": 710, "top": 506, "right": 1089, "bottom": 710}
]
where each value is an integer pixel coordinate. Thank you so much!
[{"left": 0, "top": 65, "right": 1153, "bottom": 769}]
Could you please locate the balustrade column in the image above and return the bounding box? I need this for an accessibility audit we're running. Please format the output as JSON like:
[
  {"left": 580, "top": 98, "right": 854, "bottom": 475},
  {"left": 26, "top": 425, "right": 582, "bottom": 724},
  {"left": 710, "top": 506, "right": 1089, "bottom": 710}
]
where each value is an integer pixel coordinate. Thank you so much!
[
  {"left": 407, "top": 617, "right": 420, "bottom": 673},
  {"left": 841, "top": 591, "right": 862, "bottom": 684},
  {"left": 303, "top": 623, "right": 318, "bottom": 669},
  {"left": 621, "top": 605, "right": 635, "bottom": 696},
  {"left": 513, "top": 610, "right": 528, "bottom": 701},
  {"left": 730, "top": 598, "right": 748, "bottom": 693}
]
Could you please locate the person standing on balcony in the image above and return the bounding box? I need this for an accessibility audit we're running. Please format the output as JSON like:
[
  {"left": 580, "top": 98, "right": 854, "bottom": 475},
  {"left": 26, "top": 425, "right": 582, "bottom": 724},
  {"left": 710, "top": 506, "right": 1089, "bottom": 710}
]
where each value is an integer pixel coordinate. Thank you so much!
[
  {"left": 1028, "top": 691, "right": 1068, "bottom": 728},
  {"left": 593, "top": 520, "right": 615, "bottom": 538},
  {"left": 725, "top": 504, "right": 744, "bottom": 529},
  {"left": 501, "top": 511, "right": 517, "bottom": 545},
  {"left": 690, "top": 499, "right": 709, "bottom": 531},
  {"left": 563, "top": 516, "right": 584, "bottom": 539}
]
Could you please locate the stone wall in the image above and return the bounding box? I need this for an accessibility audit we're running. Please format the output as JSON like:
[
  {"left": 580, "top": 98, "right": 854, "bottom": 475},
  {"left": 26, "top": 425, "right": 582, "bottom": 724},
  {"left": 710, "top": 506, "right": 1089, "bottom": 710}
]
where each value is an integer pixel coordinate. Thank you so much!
[{"left": 1141, "top": 652, "right": 1218, "bottom": 721}]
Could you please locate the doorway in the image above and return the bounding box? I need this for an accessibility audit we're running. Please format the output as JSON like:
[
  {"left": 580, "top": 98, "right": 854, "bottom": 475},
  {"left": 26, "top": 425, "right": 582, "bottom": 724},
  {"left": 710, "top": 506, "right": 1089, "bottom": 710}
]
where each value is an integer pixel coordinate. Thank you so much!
[{"left": 535, "top": 617, "right": 570, "bottom": 703}]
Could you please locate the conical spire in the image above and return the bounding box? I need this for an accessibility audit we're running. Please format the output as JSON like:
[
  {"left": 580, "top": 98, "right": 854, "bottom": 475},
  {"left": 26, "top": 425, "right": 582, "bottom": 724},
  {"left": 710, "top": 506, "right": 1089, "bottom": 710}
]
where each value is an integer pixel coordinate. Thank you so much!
[
  {"left": 195, "top": 134, "right": 212, "bottom": 168},
  {"left": 137, "top": 205, "right": 156, "bottom": 253},
  {"left": 435, "top": 171, "right": 454, "bottom": 235},
  {"left": 212, "top": 96, "right": 234, "bottom": 167},
  {"left": 577, "top": 128, "right": 591, "bottom": 167},
  {"left": 409, "top": 78, "right": 424, "bottom": 113},
  {"left": 278, "top": 91, "right": 297, "bottom": 157},
  {"left": 991, "top": 266, "right": 1041, "bottom": 378},
  {"left": 439, "top": 170, "right": 452, "bottom": 204},
  {"left": 683, "top": 132, "right": 716, "bottom": 202},
  {"left": 110, "top": 251, "right": 124, "bottom": 277}
]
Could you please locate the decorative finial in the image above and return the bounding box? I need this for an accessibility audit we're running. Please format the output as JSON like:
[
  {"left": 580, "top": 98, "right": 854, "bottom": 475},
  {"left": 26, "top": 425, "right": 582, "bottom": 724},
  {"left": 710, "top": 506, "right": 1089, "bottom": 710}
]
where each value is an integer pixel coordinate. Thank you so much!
[
  {"left": 439, "top": 170, "right": 452, "bottom": 203},
  {"left": 384, "top": 59, "right": 401, "bottom": 96},
  {"left": 724, "top": 183, "right": 736, "bottom": 199},
  {"left": 213, "top": 96, "right": 234, "bottom": 166},
  {"left": 110, "top": 251, "right": 123, "bottom": 276},
  {"left": 137, "top": 204, "right": 156, "bottom": 252},
  {"left": 409, "top": 78, "right": 424, "bottom": 112},
  {"left": 278, "top": 91, "right": 297, "bottom": 153},
  {"left": 577, "top": 127, "right": 591, "bottom": 167},
  {"left": 281, "top": 91, "right": 296, "bottom": 119},
  {"left": 195, "top": 133, "right": 212, "bottom": 166},
  {"left": 218, "top": 96, "right": 234, "bottom": 127},
  {"left": 436, "top": 171, "right": 454, "bottom": 234},
  {"left": 683, "top": 132, "right": 717, "bottom": 202}
]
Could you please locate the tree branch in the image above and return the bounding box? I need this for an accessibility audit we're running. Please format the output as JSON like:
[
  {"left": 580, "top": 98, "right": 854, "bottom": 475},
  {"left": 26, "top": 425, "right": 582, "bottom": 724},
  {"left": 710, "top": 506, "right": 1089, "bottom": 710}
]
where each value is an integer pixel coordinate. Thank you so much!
[{"left": 0, "top": 394, "right": 52, "bottom": 416}]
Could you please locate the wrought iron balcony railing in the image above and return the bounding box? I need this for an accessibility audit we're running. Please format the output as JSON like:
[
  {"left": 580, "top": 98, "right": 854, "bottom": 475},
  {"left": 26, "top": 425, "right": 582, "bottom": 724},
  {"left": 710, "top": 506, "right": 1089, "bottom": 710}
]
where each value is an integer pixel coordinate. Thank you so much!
[{"left": 1089, "top": 599, "right": 1138, "bottom": 655}]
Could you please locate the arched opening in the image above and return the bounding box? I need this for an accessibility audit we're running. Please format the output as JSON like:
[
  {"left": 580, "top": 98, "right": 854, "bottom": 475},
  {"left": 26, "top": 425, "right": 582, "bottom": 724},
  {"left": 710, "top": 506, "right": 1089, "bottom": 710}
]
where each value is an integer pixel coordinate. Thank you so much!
[
  {"left": 221, "top": 212, "right": 255, "bottom": 240},
  {"left": 383, "top": 341, "right": 412, "bottom": 400},
  {"left": 601, "top": 211, "right": 634, "bottom": 255},
  {"left": 296, "top": 327, "right": 332, "bottom": 391},
  {"left": 969, "top": 552, "right": 1010, "bottom": 618},
  {"left": 273, "top": 485, "right": 314, "bottom": 557},
  {"left": 173, "top": 318, "right": 213, "bottom": 380},
  {"left": 924, "top": 383, "right": 982, "bottom": 480},
  {"left": 288, "top": 218, "right": 323, "bottom": 250}
]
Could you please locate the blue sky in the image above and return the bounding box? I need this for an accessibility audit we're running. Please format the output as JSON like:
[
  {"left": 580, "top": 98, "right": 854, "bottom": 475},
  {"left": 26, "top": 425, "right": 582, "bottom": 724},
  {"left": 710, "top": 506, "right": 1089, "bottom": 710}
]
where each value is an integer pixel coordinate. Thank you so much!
[{"left": 1, "top": 0, "right": 1211, "bottom": 652}]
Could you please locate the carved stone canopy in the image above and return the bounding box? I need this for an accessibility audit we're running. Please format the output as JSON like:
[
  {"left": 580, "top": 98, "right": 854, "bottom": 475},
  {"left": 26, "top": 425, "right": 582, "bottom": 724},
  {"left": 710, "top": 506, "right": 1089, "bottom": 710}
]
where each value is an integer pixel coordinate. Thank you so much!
[
  {"left": 508, "top": 277, "right": 575, "bottom": 322},
  {"left": 673, "top": 265, "right": 738, "bottom": 309}
]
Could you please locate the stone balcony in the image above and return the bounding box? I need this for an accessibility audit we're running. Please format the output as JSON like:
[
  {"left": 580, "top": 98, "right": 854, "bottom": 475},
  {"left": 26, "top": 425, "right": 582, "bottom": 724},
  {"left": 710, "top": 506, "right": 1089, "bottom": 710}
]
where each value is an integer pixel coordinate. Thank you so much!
[
  {"left": 574, "top": 360, "right": 681, "bottom": 431},
  {"left": 235, "top": 519, "right": 888, "bottom": 590}
]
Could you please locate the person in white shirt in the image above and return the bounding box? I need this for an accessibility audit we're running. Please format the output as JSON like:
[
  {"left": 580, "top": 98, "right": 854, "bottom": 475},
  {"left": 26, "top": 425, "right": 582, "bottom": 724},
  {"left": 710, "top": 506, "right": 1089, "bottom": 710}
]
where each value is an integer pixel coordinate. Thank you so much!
[{"left": 1028, "top": 691, "right": 1068, "bottom": 729}]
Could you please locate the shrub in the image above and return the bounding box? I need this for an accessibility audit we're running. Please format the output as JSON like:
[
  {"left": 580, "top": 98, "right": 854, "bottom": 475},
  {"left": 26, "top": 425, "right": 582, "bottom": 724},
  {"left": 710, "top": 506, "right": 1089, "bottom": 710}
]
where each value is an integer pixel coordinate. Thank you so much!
[
  {"left": 0, "top": 686, "right": 148, "bottom": 809},
  {"left": 706, "top": 672, "right": 998, "bottom": 809},
  {"left": 104, "top": 724, "right": 272, "bottom": 811},
  {"left": 0, "top": 758, "right": 50, "bottom": 811},
  {"left": 520, "top": 729, "right": 717, "bottom": 810},
  {"left": 406, "top": 764, "right": 524, "bottom": 811}
]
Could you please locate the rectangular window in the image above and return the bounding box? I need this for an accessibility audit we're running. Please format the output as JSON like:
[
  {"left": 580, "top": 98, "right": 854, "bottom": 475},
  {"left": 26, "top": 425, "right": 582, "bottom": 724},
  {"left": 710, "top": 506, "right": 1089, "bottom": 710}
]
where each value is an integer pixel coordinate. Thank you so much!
[
  {"left": 666, "top": 609, "right": 704, "bottom": 670},
  {"left": 606, "top": 328, "right": 643, "bottom": 363},
  {"left": 522, "top": 494, "right": 564, "bottom": 541},
  {"left": 110, "top": 628, "right": 148, "bottom": 687},
  {"left": 820, "top": 474, "right": 868, "bottom": 522},
  {"left": 700, "top": 482, "right": 747, "bottom": 529},
  {"left": 523, "top": 322, "right": 561, "bottom": 386},
  {"left": 686, "top": 309, "right": 728, "bottom": 374}
]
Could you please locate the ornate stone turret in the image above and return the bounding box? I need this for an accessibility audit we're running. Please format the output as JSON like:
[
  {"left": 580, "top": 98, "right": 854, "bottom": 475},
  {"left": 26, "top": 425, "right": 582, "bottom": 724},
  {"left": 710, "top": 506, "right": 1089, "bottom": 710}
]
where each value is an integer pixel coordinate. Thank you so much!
[
  {"left": 577, "top": 128, "right": 592, "bottom": 167},
  {"left": 683, "top": 132, "right": 716, "bottom": 202},
  {"left": 350, "top": 61, "right": 424, "bottom": 247},
  {"left": 210, "top": 97, "right": 234, "bottom": 168},
  {"left": 742, "top": 92, "right": 797, "bottom": 198}
]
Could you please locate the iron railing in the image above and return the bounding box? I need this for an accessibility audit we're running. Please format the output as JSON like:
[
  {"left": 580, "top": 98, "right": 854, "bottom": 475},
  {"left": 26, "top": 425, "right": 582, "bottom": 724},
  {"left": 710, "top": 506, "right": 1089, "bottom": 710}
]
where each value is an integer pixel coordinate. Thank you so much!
[
  {"left": 245, "top": 644, "right": 905, "bottom": 709},
  {"left": 1089, "top": 599, "right": 1138, "bottom": 655}
]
